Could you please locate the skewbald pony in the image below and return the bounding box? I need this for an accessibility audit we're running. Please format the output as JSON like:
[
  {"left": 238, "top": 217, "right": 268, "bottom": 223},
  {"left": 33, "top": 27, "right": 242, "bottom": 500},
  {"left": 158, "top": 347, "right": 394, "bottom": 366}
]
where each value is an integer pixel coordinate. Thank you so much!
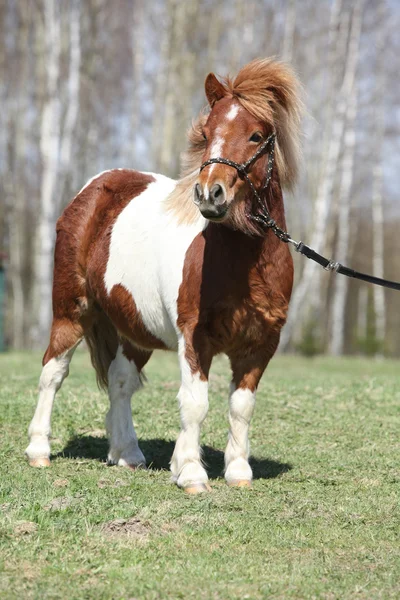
[{"left": 168, "top": 58, "right": 303, "bottom": 223}]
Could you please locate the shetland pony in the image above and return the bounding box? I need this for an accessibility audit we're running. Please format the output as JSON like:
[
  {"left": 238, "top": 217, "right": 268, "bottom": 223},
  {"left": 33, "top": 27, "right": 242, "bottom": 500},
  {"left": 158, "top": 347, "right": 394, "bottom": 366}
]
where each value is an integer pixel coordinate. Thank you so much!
[{"left": 26, "top": 58, "right": 302, "bottom": 493}]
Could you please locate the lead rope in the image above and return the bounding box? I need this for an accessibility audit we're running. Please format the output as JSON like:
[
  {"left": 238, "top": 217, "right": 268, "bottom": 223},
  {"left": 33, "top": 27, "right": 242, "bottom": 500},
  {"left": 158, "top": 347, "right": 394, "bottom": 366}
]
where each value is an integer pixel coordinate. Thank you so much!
[{"left": 200, "top": 134, "right": 400, "bottom": 292}]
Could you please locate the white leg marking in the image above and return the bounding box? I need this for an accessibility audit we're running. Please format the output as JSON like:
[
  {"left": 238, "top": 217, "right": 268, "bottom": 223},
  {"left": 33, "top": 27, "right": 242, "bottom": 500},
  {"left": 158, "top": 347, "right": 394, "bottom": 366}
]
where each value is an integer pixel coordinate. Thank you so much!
[
  {"left": 170, "top": 339, "right": 209, "bottom": 488},
  {"left": 26, "top": 347, "right": 76, "bottom": 464},
  {"left": 106, "top": 346, "right": 146, "bottom": 468},
  {"left": 224, "top": 385, "right": 256, "bottom": 484}
]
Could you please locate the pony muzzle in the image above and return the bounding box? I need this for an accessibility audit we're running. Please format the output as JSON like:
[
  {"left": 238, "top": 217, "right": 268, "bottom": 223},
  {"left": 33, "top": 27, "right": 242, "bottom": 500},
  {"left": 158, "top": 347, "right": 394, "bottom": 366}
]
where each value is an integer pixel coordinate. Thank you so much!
[{"left": 193, "top": 182, "right": 228, "bottom": 221}]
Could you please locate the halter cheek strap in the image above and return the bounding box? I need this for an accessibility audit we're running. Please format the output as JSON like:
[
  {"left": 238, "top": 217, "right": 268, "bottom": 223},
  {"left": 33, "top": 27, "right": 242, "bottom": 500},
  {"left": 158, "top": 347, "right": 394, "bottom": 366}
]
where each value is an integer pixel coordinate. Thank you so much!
[{"left": 199, "top": 133, "right": 291, "bottom": 241}]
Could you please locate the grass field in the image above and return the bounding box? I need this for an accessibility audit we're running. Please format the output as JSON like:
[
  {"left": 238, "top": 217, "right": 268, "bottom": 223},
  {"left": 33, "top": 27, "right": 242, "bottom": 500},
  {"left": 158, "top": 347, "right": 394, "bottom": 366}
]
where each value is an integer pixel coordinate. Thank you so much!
[{"left": 0, "top": 350, "right": 399, "bottom": 599}]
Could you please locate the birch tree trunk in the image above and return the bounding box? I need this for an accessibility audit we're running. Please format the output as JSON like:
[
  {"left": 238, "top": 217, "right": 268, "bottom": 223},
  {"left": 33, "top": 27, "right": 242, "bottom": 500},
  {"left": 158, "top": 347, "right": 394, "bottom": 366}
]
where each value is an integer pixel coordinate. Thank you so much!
[
  {"left": 30, "top": 0, "right": 61, "bottom": 348},
  {"left": 151, "top": 1, "right": 171, "bottom": 170},
  {"left": 371, "top": 0, "right": 386, "bottom": 350},
  {"left": 59, "top": 0, "right": 81, "bottom": 209},
  {"left": 206, "top": 1, "right": 221, "bottom": 69},
  {"left": 7, "top": 7, "right": 31, "bottom": 349},
  {"left": 329, "top": 82, "right": 359, "bottom": 355},
  {"left": 173, "top": 0, "right": 199, "bottom": 168},
  {"left": 131, "top": 0, "right": 144, "bottom": 166},
  {"left": 357, "top": 286, "right": 368, "bottom": 342},
  {"left": 229, "top": 0, "right": 245, "bottom": 72},
  {"left": 281, "top": 0, "right": 364, "bottom": 351},
  {"left": 281, "top": 0, "right": 296, "bottom": 62},
  {"left": 160, "top": 0, "right": 186, "bottom": 175}
]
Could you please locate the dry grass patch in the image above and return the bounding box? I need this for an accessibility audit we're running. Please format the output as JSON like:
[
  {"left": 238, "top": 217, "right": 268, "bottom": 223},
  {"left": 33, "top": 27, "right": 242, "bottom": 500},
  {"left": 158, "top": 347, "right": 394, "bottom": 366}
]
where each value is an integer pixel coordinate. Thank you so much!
[{"left": 101, "top": 517, "right": 150, "bottom": 540}]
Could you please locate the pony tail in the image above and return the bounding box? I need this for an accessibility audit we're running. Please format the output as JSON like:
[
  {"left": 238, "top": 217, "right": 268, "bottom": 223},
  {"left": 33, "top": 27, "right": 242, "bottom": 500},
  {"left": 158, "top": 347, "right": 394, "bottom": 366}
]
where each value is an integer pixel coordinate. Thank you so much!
[{"left": 84, "top": 308, "right": 119, "bottom": 390}]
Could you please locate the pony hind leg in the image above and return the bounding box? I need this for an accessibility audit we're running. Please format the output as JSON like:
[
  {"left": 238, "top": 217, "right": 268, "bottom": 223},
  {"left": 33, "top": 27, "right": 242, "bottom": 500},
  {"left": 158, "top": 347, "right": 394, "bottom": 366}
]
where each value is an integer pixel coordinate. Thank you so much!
[
  {"left": 26, "top": 318, "right": 83, "bottom": 467},
  {"left": 106, "top": 343, "right": 151, "bottom": 469}
]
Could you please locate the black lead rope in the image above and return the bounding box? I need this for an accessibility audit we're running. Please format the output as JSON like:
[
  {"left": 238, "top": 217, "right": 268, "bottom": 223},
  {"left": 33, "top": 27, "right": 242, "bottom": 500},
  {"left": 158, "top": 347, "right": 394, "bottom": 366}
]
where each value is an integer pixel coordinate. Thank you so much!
[{"left": 199, "top": 133, "right": 400, "bottom": 292}]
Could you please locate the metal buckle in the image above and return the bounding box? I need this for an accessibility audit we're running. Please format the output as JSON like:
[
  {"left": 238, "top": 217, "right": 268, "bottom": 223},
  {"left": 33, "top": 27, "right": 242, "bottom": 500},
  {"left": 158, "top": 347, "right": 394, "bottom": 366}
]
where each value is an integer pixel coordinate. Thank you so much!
[{"left": 324, "top": 260, "right": 340, "bottom": 272}]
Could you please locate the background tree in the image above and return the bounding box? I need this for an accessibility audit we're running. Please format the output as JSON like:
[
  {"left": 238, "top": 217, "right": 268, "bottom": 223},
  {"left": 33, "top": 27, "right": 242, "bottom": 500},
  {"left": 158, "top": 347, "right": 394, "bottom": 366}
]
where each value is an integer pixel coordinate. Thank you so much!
[{"left": 1, "top": 0, "right": 399, "bottom": 356}]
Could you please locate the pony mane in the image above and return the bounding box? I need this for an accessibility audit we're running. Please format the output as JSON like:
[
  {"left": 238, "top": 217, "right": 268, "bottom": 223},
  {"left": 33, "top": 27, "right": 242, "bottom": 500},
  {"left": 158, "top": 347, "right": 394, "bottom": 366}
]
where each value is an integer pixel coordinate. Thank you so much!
[{"left": 166, "top": 58, "right": 303, "bottom": 224}]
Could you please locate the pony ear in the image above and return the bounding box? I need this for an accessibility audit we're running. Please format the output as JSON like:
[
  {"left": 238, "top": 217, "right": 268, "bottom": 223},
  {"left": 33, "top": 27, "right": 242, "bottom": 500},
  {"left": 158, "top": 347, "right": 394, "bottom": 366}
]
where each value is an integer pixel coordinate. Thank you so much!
[{"left": 205, "top": 73, "right": 226, "bottom": 107}]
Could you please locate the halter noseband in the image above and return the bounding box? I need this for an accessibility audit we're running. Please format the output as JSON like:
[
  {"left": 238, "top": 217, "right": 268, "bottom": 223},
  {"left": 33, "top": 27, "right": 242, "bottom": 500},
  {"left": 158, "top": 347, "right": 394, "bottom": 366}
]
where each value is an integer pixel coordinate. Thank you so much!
[{"left": 199, "top": 133, "right": 291, "bottom": 242}]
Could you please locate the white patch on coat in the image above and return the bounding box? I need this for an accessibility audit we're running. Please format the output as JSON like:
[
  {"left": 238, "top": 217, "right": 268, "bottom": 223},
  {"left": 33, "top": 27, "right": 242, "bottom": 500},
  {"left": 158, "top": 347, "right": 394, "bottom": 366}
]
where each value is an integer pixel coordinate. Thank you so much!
[
  {"left": 104, "top": 174, "right": 206, "bottom": 350},
  {"left": 170, "top": 337, "right": 209, "bottom": 487}
]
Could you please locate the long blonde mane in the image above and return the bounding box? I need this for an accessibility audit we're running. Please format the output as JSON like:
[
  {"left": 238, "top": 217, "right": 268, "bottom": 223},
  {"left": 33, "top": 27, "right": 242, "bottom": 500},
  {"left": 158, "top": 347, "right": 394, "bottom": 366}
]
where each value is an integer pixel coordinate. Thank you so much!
[{"left": 166, "top": 58, "right": 303, "bottom": 224}]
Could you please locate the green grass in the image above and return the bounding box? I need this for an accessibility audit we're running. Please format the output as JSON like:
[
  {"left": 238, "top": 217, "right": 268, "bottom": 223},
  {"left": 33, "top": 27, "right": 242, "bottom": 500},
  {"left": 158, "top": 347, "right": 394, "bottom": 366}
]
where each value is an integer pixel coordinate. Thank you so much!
[{"left": 0, "top": 351, "right": 399, "bottom": 599}]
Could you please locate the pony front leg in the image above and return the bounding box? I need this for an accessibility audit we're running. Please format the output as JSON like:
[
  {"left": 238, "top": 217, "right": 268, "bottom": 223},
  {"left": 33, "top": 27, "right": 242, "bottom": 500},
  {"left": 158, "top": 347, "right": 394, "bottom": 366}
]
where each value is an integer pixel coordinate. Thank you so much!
[
  {"left": 170, "top": 339, "right": 210, "bottom": 493},
  {"left": 225, "top": 346, "right": 278, "bottom": 487},
  {"left": 224, "top": 383, "right": 256, "bottom": 487}
]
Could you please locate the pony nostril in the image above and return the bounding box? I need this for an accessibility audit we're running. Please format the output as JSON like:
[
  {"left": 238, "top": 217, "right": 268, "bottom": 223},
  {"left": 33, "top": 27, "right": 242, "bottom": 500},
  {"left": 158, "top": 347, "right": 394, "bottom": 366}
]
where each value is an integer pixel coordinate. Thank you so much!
[
  {"left": 194, "top": 183, "right": 203, "bottom": 205},
  {"left": 210, "top": 184, "right": 225, "bottom": 205}
]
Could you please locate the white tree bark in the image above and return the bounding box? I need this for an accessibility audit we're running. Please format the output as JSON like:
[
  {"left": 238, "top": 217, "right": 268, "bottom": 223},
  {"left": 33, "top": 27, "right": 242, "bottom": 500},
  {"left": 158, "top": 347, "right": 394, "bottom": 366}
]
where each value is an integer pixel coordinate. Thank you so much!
[
  {"left": 281, "top": 0, "right": 364, "bottom": 350},
  {"left": 59, "top": 0, "right": 81, "bottom": 208},
  {"left": 5, "top": 6, "right": 32, "bottom": 348},
  {"left": 371, "top": 0, "right": 386, "bottom": 348},
  {"left": 131, "top": 0, "right": 144, "bottom": 166},
  {"left": 357, "top": 286, "right": 368, "bottom": 342},
  {"left": 206, "top": 1, "right": 221, "bottom": 69},
  {"left": 31, "top": 0, "right": 61, "bottom": 347},
  {"left": 329, "top": 83, "right": 358, "bottom": 355},
  {"left": 281, "top": 0, "right": 296, "bottom": 62},
  {"left": 160, "top": 0, "right": 186, "bottom": 174},
  {"left": 151, "top": 1, "right": 171, "bottom": 170},
  {"left": 229, "top": 0, "right": 245, "bottom": 72}
]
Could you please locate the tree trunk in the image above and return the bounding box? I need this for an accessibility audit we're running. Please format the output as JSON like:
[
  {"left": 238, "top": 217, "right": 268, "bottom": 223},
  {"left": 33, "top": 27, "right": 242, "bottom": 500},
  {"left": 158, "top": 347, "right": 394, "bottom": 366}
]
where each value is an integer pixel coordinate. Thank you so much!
[
  {"left": 30, "top": 0, "right": 61, "bottom": 348},
  {"left": 4, "top": 4, "right": 33, "bottom": 348},
  {"left": 59, "top": 0, "right": 81, "bottom": 209},
  {"left": 131, "top": 0, "right": 144, "bottom": 166},
  {"left": 371, "top": 0, "right": 386, "bottom": 350},
  {"left": 329, "top": 81, "right": 358, "bottom": 355},
  {"left": 281, "top": 0, "right": 364, "bottom": 351},
  {"left": 160, "top": 0, "right": 186, "bottom": 175},
  {"left": 151, "top": 1, "right": 171, "bottom": 170},
  {"left": 281, "top": 0, "right": 296, "bottom": 62}
]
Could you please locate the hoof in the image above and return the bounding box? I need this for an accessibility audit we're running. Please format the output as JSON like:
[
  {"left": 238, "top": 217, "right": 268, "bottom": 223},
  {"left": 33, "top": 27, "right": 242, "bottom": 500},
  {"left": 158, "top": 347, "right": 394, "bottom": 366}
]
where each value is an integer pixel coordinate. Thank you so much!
[
  {"left": 228, "top": 480, "right": 252, "bottom": 488},
  {"left": 29, "top": 457, "right": 51, "bottom": 468},
  {"left": 126, "top": 463, "right": 147, "bottom": 471},
  {"left": 184, "top": 482, "right": 211, "bottom": 495}
]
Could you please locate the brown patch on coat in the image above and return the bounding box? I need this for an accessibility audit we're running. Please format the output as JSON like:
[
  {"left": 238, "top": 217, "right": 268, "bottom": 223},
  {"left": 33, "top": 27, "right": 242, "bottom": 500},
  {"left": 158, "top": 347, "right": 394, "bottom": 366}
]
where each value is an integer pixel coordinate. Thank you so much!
[
  {"left": 177, "top": 177, "right": 293, "bottom": 389},
  {"left": 43, "top": 169, "right": 163, "bottom": 387}
]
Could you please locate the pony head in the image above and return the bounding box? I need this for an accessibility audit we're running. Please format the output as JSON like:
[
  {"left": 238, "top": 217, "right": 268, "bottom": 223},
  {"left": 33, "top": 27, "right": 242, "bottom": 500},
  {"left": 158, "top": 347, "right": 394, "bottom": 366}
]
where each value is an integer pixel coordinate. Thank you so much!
[{"left": 193, "top": 58, "right": 302, "bottom": 232}]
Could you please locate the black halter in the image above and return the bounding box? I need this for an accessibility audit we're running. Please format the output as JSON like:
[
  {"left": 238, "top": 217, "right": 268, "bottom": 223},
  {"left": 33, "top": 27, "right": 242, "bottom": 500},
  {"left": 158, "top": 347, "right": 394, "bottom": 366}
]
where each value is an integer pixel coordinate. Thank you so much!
[
  {"left": 199, "top": 133, "right": 292, "bottom": 242},
  {"left": 198, "top": 132, "right": 400, "bottom": 292}
]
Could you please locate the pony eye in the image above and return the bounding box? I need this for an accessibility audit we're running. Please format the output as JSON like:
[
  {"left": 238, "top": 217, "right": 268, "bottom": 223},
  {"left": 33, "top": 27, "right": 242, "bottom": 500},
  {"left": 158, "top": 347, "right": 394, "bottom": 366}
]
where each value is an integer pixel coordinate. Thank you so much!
[
  {"left": 249, "top": 132, "right": 263, "bottom": 143},
  {"left": 202, "top": 131, "right": 207, "bottom": 141}
]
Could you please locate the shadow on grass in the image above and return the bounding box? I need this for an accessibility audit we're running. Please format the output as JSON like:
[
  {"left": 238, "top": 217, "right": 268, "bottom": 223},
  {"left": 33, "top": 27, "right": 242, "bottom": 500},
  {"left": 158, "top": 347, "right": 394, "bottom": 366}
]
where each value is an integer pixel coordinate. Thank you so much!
[{"left": 53, "top": 435, "right": 292, "bottom": 480}]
